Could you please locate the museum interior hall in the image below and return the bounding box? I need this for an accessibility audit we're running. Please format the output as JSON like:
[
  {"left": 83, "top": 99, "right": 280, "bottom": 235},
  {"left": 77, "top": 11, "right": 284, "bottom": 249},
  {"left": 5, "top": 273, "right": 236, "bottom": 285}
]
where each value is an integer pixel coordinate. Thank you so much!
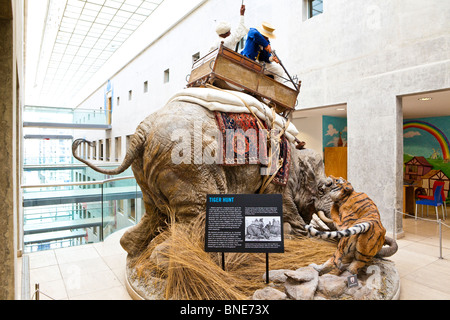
[{"left": 1, "top": 0, "right": 450, "bottom": 301}]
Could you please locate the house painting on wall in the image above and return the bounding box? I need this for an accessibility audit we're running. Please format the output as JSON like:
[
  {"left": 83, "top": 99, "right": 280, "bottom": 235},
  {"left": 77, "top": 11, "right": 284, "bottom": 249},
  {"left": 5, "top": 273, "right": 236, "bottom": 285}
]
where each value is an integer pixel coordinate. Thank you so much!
[
  {"left": 404, "top": 156, "right": 432, "bottom": 181},
  {"left": 421, "top": 170, "right": 450, "bottom": 198}
]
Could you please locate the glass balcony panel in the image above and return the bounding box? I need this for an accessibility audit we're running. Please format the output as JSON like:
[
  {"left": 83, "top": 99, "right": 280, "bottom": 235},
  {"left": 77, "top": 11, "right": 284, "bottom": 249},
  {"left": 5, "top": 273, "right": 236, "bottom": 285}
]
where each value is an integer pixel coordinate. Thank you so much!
[
  {"left": 23, "top": 105, "right": 110, "bottom": 126},
  {"left": 22, "top": 175, "right": 143, "bottom": 253}
]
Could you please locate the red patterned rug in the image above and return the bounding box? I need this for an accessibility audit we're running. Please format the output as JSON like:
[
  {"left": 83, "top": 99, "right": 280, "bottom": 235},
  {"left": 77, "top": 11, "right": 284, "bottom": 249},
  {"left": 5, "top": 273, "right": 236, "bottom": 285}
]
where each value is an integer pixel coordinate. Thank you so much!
[{"left": 215, "top": 111, "right": 290, "bottom": 186}]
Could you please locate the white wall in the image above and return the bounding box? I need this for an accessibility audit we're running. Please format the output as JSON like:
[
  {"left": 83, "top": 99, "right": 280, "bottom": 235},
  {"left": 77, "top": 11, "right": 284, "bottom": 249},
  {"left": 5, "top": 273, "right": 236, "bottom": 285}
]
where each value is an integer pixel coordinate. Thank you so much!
[
  {"left": 292, "top": 116, "right": 323, "bottom": 154},
  {"left": 75, "top": 0, "right": 450, "bottom": 234}
]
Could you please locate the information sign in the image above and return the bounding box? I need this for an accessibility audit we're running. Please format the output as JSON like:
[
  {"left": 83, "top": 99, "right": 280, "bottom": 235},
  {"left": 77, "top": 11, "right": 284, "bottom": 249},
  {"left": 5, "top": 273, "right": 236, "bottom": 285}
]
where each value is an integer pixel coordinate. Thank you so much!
[{"left": 205, "top": 194, "right": 284, "bottom": 253}]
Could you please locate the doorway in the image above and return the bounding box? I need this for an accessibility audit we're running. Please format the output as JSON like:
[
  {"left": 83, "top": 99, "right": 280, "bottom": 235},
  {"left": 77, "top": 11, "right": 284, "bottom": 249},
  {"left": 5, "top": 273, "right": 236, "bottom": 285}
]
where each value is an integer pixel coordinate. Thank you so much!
[
  {"left": 292, "top": 103, "right": 348, "bottom": 178},
  {"left": 399, "top": 89, "right": 450, "bottom": 246}
]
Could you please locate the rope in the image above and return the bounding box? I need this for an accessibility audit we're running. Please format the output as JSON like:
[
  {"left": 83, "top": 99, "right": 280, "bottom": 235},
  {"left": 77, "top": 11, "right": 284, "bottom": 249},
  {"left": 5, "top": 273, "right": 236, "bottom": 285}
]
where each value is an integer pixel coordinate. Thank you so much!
[
  {"left": 31, "top": 289, "right": 56, "bottom": 300},
  {"left": 259, "top": 108, "right": 281, "bottom": 194},
  {"left": 395, "top": 209, "right": 450, "bottom": 227}
]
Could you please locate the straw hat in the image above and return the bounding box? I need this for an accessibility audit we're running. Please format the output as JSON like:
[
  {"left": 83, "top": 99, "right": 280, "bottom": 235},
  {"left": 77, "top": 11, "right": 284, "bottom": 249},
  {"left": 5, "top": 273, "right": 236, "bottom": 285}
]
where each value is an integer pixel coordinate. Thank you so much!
[
  {"left": 216, "top": 21, "right": 231, "bottom": 35},
  {"left": 257, "top": 22, "right": 276, "bottom": 39}
]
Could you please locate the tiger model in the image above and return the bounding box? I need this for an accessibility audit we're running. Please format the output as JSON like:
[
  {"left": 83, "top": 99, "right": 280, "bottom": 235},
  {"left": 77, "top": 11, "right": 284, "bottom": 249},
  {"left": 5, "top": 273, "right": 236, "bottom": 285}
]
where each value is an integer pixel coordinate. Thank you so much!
[{"left": 306, "top": 176, "right": 398, "bottom": 275}]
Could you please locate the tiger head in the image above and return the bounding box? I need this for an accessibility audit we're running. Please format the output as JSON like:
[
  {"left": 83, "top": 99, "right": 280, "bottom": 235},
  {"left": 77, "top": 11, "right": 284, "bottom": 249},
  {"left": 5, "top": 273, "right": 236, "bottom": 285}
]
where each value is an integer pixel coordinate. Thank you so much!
[{"left": 328, "top": 176, "right": 354, "bottom": 202}]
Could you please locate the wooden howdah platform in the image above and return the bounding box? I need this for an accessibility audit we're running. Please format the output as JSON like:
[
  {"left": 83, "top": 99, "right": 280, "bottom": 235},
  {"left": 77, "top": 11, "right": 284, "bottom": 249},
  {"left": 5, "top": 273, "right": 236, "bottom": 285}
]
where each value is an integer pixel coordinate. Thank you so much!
[{"left": 187, "top": 44, "right": 301, "bottom": 115}]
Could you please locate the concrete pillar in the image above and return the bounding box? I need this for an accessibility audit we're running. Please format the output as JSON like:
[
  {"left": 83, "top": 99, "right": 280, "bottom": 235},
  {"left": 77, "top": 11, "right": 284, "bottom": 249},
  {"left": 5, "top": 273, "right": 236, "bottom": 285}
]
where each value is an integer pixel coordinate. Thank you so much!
[
  {"left": 0, "top": 0, "right": 18, "bottom": 300},
  {"left": 347, "top": 79, "right": 403, "bottom": 236}
]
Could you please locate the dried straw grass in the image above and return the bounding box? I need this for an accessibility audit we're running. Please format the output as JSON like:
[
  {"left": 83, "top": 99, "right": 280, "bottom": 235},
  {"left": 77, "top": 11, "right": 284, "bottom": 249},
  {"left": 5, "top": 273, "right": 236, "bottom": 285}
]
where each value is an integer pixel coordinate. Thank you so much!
[{"left": 132, "top": 214, "right": 337, "bottom": 300}]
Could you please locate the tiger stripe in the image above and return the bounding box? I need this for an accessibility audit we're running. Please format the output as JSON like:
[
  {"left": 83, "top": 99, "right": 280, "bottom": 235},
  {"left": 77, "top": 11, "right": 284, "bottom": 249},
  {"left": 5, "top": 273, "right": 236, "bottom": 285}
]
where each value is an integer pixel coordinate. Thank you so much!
[{"left": 306, "top": 222, "right": 371, "bottom": 240}]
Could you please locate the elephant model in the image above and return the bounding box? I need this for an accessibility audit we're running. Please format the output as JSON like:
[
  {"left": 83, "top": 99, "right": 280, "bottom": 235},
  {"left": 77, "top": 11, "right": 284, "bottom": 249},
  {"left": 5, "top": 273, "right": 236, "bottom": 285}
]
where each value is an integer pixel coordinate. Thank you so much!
[{"left": 72, "top": 97, "right": 333, "bottom": 257}]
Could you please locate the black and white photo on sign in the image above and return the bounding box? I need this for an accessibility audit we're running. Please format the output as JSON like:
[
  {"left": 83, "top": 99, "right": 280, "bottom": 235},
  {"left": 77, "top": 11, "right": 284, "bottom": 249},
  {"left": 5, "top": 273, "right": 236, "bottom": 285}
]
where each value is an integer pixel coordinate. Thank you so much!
[{"left": 245, "top": 216, "right": 281, "bottom": 241}]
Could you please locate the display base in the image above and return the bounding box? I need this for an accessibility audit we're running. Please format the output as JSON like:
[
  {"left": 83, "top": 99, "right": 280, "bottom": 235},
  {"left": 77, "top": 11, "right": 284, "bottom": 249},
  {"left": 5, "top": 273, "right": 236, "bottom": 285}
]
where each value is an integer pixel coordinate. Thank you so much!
[{"left": 125, "top": 256, "right": 401, "bottom": 301}]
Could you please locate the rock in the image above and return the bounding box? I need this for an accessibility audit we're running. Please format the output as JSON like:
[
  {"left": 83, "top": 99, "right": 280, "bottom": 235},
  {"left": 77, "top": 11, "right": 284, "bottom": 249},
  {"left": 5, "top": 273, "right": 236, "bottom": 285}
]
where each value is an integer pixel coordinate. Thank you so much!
[
  {"left": 284, "top": 267, "right": 319, "bottom": 300},
  {"left": 262, "top": 269, "right": 292, "bottom": 284},
  {"left": 252, "top": 259, "right": 400, "bottom": 301},
  {"left": 351, "top": 286, "right": 376, "bottom": 300},
  {"left": 252, "top": 287, "right": 287, "bottom": 300},
  {"left": 317, "top": 274, "right": 347, "bottom": 297},
  {"left": 287, "top": 266, "right": 318, "bottom": 282}
]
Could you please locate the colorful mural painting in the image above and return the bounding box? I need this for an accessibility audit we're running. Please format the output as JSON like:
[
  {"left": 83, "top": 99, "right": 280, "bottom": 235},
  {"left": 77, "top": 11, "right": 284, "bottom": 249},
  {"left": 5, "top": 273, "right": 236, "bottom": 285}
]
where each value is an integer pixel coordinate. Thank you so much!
[
  {"left": 322, "top": 116, "right": 347, "bottom": 149},
  {"left": 403, "top": 116, "right": 450, "bottom": 198},
  {"left": 404, "top": 119, "right": 450, "bottom": 161}
]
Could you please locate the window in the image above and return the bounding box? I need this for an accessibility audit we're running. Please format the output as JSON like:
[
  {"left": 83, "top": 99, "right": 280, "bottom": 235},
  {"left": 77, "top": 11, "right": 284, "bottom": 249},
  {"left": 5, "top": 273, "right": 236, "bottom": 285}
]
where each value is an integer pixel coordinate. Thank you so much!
[
  {"left": 164, "top": 69, "right": 170, "bottom": 83},
  {"left": 126, "top": 134, "right": 132, "bottom": 150},
  {"left": 129, "top": 199, "right": 136, "bottom": 221},
  {"left": 192, "top": 52, "right": 200, "bottom": 64},
  {"left": 128, "top": 90, "right": 133, "bottom": 100},
  {"left": 409, "top": 165, "right": 418, "bottom": 174},
  {"left": 100, "top": 140, "right": 104, "bottom": 160},
  {"left": 144, "top": 81, "right": 148, "bottom": 93},
  {"left": 92, "top": 141, "right": 97, "bottom": 160},
  {"left": 115, "top": 136, "right": 122, "bottom": 161},
  {"left": 106, "top": 138, "right": 111, "bottom": 161},
  {"left": 118, "top": 199, "right": 124, "bottom": 213},
  {"left": 308, "top": 0, "right": 323, "bottom": 18}
]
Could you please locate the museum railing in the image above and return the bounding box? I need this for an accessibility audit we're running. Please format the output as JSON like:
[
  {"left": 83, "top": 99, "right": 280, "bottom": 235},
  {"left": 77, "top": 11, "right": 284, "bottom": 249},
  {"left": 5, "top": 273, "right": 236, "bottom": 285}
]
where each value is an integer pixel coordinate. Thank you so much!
[
  {"left": 21, "top": 176, "right": 143, "bottom": 253},
  {"left": 23, "top": 105, "right": 111, "bottom": 127}
]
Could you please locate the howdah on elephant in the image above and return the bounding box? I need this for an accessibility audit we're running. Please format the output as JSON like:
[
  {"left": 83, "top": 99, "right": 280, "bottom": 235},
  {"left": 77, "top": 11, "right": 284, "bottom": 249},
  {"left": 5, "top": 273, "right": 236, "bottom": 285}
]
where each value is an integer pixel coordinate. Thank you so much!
[{"left": 72, "top": 97, "right": 333, "bottom": 257}]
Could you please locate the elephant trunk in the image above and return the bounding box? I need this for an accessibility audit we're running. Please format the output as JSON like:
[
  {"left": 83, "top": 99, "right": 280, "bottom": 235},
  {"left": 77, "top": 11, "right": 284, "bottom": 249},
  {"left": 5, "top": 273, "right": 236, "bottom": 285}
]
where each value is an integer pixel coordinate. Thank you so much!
[{"left": 72, "top": 121, "right": 149, "bottom": 175}]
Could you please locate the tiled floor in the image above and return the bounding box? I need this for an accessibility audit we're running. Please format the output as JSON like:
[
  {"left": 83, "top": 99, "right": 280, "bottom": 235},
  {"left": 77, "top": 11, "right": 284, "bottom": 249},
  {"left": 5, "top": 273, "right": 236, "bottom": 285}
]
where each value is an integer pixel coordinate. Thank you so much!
[
  {"left": 390, "top": 213, "right": 450, "bottom": 300},
  {"left": 24, "top": 210, "right": 450, "bottom": 300},
  {"left": 26, "top": 228, "right": 131, "bottom": 300}
]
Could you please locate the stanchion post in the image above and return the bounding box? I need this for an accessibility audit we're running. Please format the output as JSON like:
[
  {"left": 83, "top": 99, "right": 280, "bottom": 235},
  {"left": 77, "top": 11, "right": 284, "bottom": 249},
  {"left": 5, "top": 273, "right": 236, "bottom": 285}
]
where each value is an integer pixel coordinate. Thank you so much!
[
  {"left": 439, "top": 219, "right": 442, "bottom": 258},
  {"left": 35, "top": 283, "right": 39, "bottom": 300},
  {"left": 393, "top": 209, "right": 397, "bottom": 240},
  {"left": 222, "top": 252, "right": 225, "bottom": 271}
]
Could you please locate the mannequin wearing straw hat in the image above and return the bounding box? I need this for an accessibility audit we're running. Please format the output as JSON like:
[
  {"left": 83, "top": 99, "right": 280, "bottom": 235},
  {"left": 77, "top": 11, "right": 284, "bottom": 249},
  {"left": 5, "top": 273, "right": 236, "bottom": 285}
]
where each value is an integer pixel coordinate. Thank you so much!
[{"left": 241, "top": 22, "right": 285, "bottom": 81}]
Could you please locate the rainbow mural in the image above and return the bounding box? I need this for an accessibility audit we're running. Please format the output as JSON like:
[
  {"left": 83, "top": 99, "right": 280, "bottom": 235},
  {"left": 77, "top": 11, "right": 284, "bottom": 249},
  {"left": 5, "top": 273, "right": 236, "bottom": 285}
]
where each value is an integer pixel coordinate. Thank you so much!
[{"left": 404, "top": 120, "right": 450, "bottom": 160}]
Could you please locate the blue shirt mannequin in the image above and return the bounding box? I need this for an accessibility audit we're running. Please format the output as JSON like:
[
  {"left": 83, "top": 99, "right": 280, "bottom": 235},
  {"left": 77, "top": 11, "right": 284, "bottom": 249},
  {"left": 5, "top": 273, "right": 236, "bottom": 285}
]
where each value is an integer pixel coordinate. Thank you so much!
[{"left": 240, "top": 28, "right": 272, "bottom": 63}]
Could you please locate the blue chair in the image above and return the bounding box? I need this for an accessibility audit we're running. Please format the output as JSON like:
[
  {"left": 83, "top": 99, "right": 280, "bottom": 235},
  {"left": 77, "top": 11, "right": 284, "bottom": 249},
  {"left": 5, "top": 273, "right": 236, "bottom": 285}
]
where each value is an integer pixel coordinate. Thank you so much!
[{"left": 415, "top": 185, "right": 445, "bottom": 221}]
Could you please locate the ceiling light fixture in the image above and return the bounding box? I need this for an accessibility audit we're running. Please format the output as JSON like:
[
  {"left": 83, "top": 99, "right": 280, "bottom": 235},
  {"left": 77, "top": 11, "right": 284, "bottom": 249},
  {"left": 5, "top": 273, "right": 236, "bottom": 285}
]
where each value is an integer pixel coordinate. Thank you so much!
[
  {"left": 418, "top": 97, "right": 432, "bottom": 101},
  {"left": 336, "top": 108, "right": 346, "bottom": 111}
]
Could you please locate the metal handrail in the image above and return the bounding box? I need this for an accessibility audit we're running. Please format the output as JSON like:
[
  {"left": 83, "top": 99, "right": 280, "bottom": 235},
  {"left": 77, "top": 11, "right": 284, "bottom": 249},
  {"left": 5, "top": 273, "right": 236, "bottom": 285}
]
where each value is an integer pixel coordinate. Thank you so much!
[
  {"left": 21, "top": 176, "right": 136, "bottom": 189},
  {"left": 24, "top": 105, "right": 111, "bottom": 113}
]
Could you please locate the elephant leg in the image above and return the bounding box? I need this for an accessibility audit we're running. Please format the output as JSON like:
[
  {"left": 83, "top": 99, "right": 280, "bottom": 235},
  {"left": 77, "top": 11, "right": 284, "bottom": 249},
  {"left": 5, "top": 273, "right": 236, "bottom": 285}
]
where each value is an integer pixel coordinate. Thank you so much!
[
  {"left": 120, "top": 194, "right": 167, "bottom": 257},
  {"left": 120, "top": 211, "right": 154, "bottom": 257},
  {"left": 153, "top": 164, "right": 228, "bottom": 225}
]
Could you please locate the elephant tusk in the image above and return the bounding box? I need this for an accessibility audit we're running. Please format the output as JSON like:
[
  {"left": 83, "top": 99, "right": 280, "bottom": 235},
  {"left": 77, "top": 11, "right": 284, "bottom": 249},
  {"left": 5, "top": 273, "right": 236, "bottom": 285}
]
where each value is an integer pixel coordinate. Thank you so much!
[{"left": 317, "top": 210, "right": 333, "bottom": 224}]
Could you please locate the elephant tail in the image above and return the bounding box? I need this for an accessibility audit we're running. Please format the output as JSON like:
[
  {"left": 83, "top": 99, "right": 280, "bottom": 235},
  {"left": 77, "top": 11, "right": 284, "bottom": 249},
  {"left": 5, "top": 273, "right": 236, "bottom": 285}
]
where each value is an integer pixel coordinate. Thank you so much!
[{"left": 72, "top": 121, "right": 149, "bottom": 175}]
